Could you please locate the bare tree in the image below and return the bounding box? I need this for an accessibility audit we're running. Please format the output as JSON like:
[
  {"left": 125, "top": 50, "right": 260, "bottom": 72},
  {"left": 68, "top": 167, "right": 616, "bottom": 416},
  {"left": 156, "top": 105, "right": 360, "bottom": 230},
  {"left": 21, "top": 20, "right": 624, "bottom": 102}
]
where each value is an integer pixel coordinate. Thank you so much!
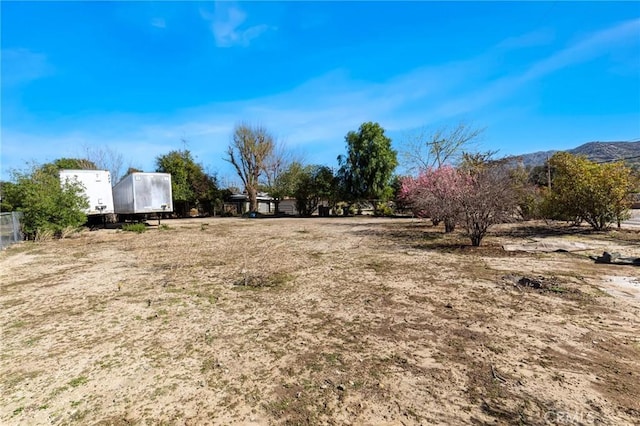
[
  {"left": 262, "top": 140, "right": 294, "bottom": 214},
  {"left": 225, "top": 123, "right": 274, "bottom": 213},
  {"left": 262, "top": 139, "right": 293, "bottom": 189},
  {"left": 81, "top": 145, "right": 126, "bottom": 185},
  {"left": 401, "top": 122, "right": 484, "bottom": 172},
  {"left": 459, "top": 159, "right": 520, "bottom": 246}
]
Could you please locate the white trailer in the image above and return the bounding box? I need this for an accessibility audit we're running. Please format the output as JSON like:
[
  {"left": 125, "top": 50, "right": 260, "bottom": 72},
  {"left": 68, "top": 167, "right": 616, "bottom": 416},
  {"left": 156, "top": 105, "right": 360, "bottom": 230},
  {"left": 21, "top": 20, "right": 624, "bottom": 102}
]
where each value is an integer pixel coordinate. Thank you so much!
[
  {"left": 113, "top": 172, "right": 173, "bottom": 216},
  {"left": 59, "top": 169, "right": 114, "bottom": 215}
]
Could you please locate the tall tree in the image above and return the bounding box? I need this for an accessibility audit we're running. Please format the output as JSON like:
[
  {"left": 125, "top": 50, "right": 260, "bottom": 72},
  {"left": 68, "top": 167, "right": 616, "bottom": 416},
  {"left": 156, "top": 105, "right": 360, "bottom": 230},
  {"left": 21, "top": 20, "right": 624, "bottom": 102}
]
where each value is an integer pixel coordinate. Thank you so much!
[
  {"left": 226, "top": 123, "right": 274, "bottom": 212},
  {"left": 337, "top": 122, "right": 397, "bottom": 203}
]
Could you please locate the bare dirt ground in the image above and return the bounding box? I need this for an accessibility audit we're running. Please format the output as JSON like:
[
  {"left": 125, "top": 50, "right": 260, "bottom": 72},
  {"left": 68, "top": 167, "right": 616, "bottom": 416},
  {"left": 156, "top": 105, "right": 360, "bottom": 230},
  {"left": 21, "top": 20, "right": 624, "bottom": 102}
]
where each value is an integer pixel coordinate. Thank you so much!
[{"left": 1, "top": 217, "right": 639, "bottom": 425}]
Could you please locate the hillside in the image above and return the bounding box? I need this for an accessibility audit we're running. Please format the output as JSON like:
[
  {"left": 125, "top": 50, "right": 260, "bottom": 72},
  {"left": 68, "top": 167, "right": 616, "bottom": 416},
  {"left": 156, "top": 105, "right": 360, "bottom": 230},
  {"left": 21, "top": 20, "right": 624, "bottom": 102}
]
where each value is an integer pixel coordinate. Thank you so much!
[{"left": 512, "top": 141, "right": 640, "bottom": 168}]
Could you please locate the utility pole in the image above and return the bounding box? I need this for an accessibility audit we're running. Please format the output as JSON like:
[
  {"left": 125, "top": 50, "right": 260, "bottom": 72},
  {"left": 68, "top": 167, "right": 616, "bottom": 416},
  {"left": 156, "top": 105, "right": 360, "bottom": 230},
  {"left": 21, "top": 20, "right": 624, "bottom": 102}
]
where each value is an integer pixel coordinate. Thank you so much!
[{"left": 546, "top": 155, "right": 552, "bottom": 190}]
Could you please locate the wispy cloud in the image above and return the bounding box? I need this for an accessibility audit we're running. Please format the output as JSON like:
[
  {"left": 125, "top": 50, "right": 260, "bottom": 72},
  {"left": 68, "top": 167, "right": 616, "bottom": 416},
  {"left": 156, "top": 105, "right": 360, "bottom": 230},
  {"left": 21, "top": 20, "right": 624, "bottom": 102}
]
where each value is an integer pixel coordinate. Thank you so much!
[
  {"left": 418, "top": 18, "right": 640, "bottom": 125},
  {"left": 2, "top": 19, "right": 637, "bottom": 181},
  {"left": 1, "top": 48, "right": 54, "bottom": 88},
  {"left": 521, "top": 17, "right": 640, "bottom": 81},
  {"left": 151, "top": 17, "right": 166, "bottom": 29},
  {"left": 201, "top": 2, "right": 274, "bottom": 48},
  {"left": 495, "top": 28, "right": 555, "bottom": 51}
]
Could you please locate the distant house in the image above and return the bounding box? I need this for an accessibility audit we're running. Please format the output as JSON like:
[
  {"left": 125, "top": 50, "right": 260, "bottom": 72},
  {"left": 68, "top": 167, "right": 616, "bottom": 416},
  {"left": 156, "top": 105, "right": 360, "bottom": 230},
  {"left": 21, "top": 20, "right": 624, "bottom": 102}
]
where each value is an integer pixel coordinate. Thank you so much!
[
  {"left": 223, "top": 193, "right": 339, "bottom": 216},
  {"left": 277, "top": 199, "right": 297, "bottom": 216},
  {"left": 224, "top": 192, "right": 275, "bottom": 215},
  {"left": 272, "top": 198, "right": 333, "bottom": 216}
]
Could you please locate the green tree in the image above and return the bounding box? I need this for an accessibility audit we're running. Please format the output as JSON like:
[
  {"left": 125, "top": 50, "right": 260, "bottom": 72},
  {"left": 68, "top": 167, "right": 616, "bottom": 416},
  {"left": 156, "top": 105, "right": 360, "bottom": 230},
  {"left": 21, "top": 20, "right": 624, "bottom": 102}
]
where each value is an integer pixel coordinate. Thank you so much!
[
  {"left": 124, "top": 167, "right": 143, "bottom": 176},
  {"left": 156, "top": 150, "right": 220, "bottom": 217},
  {"left": 527, "top": 164, "right": 552, "bottom": 188},
  {"left": 53, "top": 158, "right": 98, "bottom": 170},
  {"left": 292, "top": 165, "right": 336, "bottom": 216},
  {"left": 541, "top": 152, "right": 634, "bottom": 230},
  {"left": 8, "top": 163, "right": 88, "bottom": 239},
  {"left": 337, "top": 122, "right": 398, "bottom": 205},
  {"left": 271, "top": 162, "right": 305, "bottom": 209},
  {"left": 270, "top": 163, "right": 337, "bottom": 216},
  {"left": 226, "top": 123, "right": 275, "bottom": 213},
  {"left": 1, "top": 181, "right": 18, "bottom": 211}
]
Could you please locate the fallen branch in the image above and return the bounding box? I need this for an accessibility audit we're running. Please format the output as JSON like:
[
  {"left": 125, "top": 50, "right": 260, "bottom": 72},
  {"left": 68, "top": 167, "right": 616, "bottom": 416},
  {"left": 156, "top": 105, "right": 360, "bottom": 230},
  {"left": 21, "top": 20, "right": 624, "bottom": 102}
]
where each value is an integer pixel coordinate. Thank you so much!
[{"left": 491, "top": 364, "right": 507, "bottom": 383}]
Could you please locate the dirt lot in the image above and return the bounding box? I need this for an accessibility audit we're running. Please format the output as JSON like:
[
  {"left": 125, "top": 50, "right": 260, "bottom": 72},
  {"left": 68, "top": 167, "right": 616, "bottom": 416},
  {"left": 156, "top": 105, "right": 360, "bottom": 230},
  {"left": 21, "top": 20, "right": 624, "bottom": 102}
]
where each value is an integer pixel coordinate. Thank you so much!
[{"left": 1, "top": 217, "right": 639, "bottom": 425}]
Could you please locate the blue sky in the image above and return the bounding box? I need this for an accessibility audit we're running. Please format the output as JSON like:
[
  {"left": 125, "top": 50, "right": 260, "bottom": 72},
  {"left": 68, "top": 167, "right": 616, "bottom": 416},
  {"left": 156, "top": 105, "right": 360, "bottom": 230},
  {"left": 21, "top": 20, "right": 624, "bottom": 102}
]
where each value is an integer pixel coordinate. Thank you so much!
[{"left": 2, "top": 1, "right": 639, "bottom": 184}]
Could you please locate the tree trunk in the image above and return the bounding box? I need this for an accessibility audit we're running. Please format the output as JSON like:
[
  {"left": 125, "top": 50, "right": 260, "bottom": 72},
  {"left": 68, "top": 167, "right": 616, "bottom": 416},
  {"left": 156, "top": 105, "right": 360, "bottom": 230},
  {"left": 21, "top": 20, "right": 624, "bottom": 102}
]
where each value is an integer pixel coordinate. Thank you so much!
[
  {"left": 444, "top": 218, "right": 456, "bottom": 233},
  {"left": 248, "top": 187, "right": 258, "bottom": 212}
]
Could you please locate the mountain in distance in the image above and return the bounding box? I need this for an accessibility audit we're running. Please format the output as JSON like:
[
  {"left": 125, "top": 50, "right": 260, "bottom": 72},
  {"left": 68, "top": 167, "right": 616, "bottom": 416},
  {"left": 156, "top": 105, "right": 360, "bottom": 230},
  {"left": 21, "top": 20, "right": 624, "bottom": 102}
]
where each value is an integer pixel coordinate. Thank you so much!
[{"left": 509, "top": 141, "right": 640, "bottom": 168}]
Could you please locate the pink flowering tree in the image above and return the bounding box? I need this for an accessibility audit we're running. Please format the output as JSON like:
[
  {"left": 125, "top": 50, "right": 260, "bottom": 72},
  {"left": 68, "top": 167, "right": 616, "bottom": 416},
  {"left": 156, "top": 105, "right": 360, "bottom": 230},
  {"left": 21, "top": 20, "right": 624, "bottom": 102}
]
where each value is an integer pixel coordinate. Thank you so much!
[
  {"left": 401, "top": 160, "right": 521, "bottom": 246},
  {"left": 400, "top": 166, "right": 471, "bottom": 232}
]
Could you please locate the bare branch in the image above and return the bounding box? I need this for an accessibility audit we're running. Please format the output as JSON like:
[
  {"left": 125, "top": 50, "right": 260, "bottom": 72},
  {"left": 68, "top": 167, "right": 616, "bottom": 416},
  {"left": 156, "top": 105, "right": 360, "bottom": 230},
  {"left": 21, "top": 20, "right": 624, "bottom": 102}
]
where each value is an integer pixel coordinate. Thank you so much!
[
  {"left": 225, "top": 123, "right": 275, "bottom": 212},
  {"left": 81, "top": 144, "right": 126, "bottom": 185},
  {"left": 401, "top": 122, "right": 485, "bottom": 172}
]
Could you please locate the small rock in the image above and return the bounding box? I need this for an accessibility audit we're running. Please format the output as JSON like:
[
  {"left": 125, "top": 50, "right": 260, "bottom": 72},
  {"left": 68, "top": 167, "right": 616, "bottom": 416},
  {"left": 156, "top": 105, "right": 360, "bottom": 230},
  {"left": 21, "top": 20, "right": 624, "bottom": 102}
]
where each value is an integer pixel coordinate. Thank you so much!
[{"left": 336, "top": 384, "right": 345, "bottom": 391}]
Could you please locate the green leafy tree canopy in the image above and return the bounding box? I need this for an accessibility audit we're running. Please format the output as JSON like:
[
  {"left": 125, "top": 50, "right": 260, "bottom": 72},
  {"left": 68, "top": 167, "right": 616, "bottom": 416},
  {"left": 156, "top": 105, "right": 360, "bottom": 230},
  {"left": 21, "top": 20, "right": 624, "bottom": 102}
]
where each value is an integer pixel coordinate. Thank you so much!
[
  {"left": 338, "top": 122, "right": 398, "bottom": 202},
  {"left": 541, "top": 152, "right": 634, "bottom": 230},
  {"left": 156, "top": 149, "right": 220, "bottom": 216},
  {"left": 8, "top": 162, "right": 89, "bottom": 239}
]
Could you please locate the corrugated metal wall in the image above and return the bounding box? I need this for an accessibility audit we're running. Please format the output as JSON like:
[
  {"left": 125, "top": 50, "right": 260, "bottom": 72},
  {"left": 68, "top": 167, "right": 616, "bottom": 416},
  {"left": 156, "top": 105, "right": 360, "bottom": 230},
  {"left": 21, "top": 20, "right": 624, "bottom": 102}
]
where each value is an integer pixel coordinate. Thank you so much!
[{"left": 0, "top": 212, "right": 23, "bottom": 249}]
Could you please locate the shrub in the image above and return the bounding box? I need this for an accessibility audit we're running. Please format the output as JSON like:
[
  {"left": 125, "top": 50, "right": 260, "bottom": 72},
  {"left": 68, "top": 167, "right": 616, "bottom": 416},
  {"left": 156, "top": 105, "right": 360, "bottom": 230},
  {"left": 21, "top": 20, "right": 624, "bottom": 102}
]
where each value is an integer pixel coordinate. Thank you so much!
[
  {"left": 121, "top": 223, "right": 147, "bottom": 233},
  {"left": 401, "top": 157, "right": 522, "bottom": 246},
  {"left": 375, "top": 202, "right": 394, "bottom": 217},
  {"left": 542, "top": 153, "right": 634, "bottom": 230},
  {"left": 9, "top": 164, "right": 88, "bottom": 240},
  {"left": 458, "top": 162, "right": 520, "bottom": 246}
]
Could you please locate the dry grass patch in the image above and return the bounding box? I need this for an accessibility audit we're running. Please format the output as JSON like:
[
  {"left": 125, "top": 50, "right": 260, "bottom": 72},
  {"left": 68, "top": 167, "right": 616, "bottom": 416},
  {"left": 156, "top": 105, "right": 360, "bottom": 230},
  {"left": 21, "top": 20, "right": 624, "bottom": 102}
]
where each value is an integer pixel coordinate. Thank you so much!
[{"left": 1, "top": 217, "right": 639, "bottom": 424}]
